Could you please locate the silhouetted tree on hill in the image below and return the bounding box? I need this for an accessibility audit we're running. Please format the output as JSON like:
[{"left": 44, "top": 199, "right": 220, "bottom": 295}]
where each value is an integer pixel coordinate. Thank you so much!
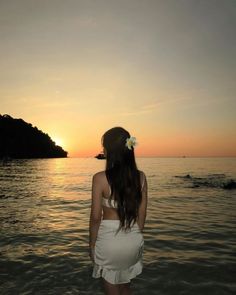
[{"left": 0, "top": 114, "right": 68, "bottom": 158}]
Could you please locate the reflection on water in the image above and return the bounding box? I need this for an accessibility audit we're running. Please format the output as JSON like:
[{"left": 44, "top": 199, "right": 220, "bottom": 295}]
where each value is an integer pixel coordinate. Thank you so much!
[{"left": 0, "top": 157, "right": 236, "bottom": 294}]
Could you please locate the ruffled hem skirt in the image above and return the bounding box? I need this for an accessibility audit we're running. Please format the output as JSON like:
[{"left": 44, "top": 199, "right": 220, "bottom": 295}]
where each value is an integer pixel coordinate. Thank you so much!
[{"left": 92, "top": 219, "right": 144, "bottom": 284}]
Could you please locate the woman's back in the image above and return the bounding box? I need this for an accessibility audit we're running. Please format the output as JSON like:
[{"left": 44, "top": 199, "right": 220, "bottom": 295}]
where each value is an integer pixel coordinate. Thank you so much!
[{"left": 102, "top": 170, "right": 147, "bottom": 229}]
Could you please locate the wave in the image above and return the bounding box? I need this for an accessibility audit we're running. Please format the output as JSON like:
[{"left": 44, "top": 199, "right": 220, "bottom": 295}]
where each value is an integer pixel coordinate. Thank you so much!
[{"left": 174, "top": 174, "right": 236, "bottom": 190}]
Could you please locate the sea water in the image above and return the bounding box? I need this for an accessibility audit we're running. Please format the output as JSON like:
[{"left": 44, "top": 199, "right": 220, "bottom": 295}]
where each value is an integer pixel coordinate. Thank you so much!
[{"left": 0, "top": 157, "right": 235, "bottom": 294}]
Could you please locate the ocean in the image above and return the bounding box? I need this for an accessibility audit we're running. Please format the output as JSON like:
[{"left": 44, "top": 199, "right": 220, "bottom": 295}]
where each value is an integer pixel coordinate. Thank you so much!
[{"left": 0, "top": 157, "right": 235, "bottom": 295}]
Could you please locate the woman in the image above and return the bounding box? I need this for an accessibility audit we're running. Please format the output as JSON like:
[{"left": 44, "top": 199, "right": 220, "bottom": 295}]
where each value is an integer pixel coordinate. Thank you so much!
[{"left": 89, "top": 127, "right": 148, "bottom": 295}]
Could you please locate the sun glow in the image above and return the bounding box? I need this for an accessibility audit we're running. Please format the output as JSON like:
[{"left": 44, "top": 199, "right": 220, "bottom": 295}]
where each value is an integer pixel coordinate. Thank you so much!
[{"left": 53, "top": 137, "right": 64, "bottom": 147}]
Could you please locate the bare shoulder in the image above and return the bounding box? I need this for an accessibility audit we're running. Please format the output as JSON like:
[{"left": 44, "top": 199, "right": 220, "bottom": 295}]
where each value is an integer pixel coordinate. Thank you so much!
[
  {"left": 92, "top": 171, "right": 106, "bottom": 181},
  {"left": 138, "top": 169, "right": 146, "bottom": 179},
  {"left": 138, "top": 170, "right": 147, "bottom": 192}
]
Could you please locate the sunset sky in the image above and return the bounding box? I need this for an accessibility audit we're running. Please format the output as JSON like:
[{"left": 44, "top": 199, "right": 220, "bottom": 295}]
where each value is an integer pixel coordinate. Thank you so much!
[{"left": 0, "top": 0, "right": 235, "bottom": 157}]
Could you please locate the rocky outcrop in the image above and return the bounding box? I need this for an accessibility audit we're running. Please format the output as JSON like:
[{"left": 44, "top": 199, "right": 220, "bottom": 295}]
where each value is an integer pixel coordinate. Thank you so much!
[{"left": 0, "top": 114, "right": 68, "bottom": 158}]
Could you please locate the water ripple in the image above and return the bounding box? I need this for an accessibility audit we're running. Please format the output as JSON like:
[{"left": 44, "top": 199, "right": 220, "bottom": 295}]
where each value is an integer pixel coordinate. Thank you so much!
[{"left": 0, "top": 158, "right": 236, "bottom": 294}]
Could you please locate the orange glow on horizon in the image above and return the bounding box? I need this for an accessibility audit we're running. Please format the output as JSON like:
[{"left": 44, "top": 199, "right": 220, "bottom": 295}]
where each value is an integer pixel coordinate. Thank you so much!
[{"left": 64, "top": 131, "right": 236, "bottom": 158}]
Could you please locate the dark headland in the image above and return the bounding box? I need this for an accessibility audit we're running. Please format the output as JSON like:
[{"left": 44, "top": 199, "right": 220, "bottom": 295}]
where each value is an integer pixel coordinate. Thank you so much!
[{"left": 0, "top": 114, "right": 68, "bottom": 159}]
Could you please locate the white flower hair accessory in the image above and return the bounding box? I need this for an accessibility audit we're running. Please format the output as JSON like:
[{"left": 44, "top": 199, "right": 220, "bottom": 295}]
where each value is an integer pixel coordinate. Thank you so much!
[{"left": 125, "top": 136, "right": 138, "bottom": 150}]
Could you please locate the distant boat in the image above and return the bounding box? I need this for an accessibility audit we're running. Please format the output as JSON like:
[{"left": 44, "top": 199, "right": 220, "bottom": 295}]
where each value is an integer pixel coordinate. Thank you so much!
[{"left": 95, "top": 152, "right": 106, "bottom": 160}]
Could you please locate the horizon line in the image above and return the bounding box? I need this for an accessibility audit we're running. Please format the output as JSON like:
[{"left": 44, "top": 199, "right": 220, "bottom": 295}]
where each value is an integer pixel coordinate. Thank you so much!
[{"left": 68, "top": 156, "right": 236, "bottom": 158}]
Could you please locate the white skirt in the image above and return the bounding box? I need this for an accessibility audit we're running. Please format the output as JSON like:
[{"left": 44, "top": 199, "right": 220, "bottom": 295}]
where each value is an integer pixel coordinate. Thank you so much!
[{"left": 92, "top": 219, "right": 144, "bottom": 284}]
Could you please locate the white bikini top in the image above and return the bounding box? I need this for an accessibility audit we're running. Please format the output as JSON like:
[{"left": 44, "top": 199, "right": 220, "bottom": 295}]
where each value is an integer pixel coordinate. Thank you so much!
[{"left": 102, "top": 173, "right": 145, "bottom": 209}]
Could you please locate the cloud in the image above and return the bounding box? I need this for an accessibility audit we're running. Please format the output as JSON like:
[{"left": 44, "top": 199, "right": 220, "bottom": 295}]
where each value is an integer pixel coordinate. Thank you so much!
[
  {"left": 141, "top": 102, "right": 160, "bottom": 110},
  {"left": 120, "top": 101, "right": 159, "bottom": 116},
  {"left": 120, "top": 108, "right": 154, "bottom": 116},
  {"left": 119, "top": 96, "right": 194, "bottom": 116}
]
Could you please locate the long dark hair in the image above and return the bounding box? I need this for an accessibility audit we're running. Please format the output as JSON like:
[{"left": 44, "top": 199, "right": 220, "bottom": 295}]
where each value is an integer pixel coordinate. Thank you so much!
[{"left": 101, "top": 127, "right": 142, "bottom": 232}]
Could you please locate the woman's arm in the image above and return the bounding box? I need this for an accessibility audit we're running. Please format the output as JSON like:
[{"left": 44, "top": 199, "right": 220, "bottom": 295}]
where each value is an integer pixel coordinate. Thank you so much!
[
  {"left": 137, "top": 172, "right": 148, "bottom": 232},
  {"left": 89, "top": 173, "right": 102, "bottom": 249}
]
